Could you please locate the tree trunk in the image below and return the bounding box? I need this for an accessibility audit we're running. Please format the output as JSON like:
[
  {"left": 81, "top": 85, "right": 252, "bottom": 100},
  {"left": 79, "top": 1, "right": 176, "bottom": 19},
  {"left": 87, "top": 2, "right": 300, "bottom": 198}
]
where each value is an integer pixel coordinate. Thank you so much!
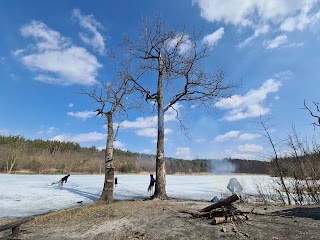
[
  {"left": 154, "top": 56, "right": 167, "bottom": 199},
  {"left": 7, "top": 146, "right": 17, "bottom": 174},
  {"left": 100, "top": 112, "right": 115, "bottom": 203}
]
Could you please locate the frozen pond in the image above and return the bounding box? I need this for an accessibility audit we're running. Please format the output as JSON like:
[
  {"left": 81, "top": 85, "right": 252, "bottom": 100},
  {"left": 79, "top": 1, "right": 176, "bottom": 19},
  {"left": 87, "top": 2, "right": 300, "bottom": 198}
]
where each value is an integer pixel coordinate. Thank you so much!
[{"left": 0, "top": 174, "right": 274, "bottom": 219}]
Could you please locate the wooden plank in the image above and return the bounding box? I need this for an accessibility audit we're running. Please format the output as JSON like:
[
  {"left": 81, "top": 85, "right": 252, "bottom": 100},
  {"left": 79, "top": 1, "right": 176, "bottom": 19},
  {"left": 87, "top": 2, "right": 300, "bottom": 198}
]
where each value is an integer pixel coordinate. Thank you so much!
[
  {"left": 12, "top": 225, "right": 21, "bottom": 237},
  {"left": 0, "top": 217, "right": 33, "bottom": 237}
]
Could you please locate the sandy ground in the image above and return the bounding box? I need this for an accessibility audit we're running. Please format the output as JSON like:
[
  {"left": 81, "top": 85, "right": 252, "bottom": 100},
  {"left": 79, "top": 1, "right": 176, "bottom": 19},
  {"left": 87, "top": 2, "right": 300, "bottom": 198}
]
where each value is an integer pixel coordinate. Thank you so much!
[{"left": 1, "top": 199, "right": 320, "bottom": 240}]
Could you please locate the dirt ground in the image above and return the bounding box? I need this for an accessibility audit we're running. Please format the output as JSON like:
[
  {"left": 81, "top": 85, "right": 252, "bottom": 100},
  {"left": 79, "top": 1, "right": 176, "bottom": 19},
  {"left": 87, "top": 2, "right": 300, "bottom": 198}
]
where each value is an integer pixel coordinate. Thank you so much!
[{"left": 1, "top": 199, "right": 320, "bottom": 240}]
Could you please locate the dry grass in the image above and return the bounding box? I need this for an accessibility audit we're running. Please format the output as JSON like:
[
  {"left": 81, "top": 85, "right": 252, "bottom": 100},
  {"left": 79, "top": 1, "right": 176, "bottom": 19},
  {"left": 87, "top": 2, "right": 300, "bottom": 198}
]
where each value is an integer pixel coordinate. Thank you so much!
[
  {"left": 2, "top": 199, "right": 320, "bottom": 240},
  {"left": 27, "top": 200, "right": 157, "bottom": 226}
]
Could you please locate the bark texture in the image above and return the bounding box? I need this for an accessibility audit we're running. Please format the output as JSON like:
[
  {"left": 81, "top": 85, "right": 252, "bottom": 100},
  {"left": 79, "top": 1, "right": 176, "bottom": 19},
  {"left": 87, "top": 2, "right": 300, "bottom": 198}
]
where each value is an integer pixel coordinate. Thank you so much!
[{"left": 100, "top": 113, "right": 115, "bottom": 203}]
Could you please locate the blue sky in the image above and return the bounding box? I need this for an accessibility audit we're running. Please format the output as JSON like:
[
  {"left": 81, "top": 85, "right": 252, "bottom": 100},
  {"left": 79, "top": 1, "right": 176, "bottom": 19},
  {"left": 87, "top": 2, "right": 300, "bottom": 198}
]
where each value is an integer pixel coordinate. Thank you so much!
[{"left": 1, "top": 0, "right": 320, "bottom": 161}]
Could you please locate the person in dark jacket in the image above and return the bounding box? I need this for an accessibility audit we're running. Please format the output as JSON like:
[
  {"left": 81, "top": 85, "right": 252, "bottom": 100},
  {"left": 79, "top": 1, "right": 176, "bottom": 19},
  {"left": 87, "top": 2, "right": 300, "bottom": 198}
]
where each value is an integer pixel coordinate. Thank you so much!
[
  {"left": 115, "top": 177, "right": 118, "bottom": 187},
  {"left": 148, "top": 174, "right": 156, "bottom": 194},
  {"left": 52, "top": 174, "right": 70, "bottom": 188}
]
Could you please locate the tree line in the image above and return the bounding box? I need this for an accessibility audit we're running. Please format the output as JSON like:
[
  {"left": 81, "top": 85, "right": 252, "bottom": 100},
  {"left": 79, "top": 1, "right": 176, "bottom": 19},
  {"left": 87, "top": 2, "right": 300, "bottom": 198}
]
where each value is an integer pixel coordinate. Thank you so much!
[{"left": 0, "top": 135, "right": 271, "bottom": 175}]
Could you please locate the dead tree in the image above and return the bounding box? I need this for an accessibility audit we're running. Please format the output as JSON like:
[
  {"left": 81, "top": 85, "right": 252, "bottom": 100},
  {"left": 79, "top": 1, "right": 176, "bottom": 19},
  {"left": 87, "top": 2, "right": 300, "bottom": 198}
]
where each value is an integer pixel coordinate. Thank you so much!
[
  {"left": 259, "top": 117, "right": 291, "bottom": 204},
  {"left": 123, "top": 16, "right": 237, "bottom": 199},
  {"left": 304, "top": 100, "right": 320, "bottom": 128},
  {"left": 83, "top": 71, "right": 138, "bottom": 203}
]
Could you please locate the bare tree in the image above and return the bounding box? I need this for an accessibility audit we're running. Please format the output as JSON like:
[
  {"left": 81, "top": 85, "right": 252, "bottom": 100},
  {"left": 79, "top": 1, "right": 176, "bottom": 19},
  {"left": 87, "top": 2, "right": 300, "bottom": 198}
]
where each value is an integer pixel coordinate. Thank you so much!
[
  {"left": 259, "top": 117, "right": 291, "bottom": 204},
  {"left": 304, "top": 100, "right": 320, "bottom": 128},
  {"left": 83, "top": 70, "right": 137, "bottom": 203},
  {"left": 123, "top": 16, "right": 237, "bottom": 199},
  {"left": 6, "top": 136, "right": 24, "bottom": 174}
]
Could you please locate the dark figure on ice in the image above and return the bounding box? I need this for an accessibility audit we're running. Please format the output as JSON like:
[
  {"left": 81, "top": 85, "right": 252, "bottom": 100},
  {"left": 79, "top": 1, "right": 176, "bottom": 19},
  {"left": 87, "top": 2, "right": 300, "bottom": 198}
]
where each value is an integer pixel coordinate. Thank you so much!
[
  {"left": 148, "top": 174, "right": 156, "bottom": 194},
  {"left": 115, "top": 177, "right": 118, "bottom": 187},
  {"left": 227, "top": 177, "right": 243, "bottom": 196},
  {"left": 52, "top": 174, "right": 70, "bottom": 189}
]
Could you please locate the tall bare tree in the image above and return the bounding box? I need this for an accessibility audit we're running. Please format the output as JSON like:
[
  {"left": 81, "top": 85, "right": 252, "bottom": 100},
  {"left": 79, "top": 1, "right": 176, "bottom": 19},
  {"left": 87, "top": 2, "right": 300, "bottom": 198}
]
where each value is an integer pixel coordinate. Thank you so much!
[
  {"left": 83, "top": 70, "right": 137, "bottom": 203},
  {"left": 123, "top": 16, "right": 237, "bottom": 199}
]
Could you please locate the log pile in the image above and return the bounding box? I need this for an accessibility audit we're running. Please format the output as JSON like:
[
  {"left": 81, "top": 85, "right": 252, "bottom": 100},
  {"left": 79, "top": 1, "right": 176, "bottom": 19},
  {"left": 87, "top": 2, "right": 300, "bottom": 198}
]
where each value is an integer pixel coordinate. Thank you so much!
[{"left": 191, "top": 193, "right": 249, "bottom": 225}]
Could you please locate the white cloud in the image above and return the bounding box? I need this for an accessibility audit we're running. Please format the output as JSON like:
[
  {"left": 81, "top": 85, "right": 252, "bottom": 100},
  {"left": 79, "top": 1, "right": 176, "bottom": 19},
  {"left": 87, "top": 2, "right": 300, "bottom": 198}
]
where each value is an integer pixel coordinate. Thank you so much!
[
  {"left": 214, "top": 131, "right": 240, "bottom": 142},
  {"left": 135, "top": 128, "right": 172, "bottom": 138},
  {"left": 114, "top": 140, "right": 124, "bottom": 148},
  {"left": 238, "top": 24, "right": 270, "bottom": 48},
  {"left": 21, "top": 21, "right": 70, "bottom": 50},
  {"left": 47, "top": 127, "right": 56, "bottom": 134},
  {"left": 142, "top": 149, "right": 152, "bottom": 154},
  {"left": 280, "top": 1, "right": 320, "bottom": 32},
  {"left": 193, "top": 0, "right": 320, "bottom": 47},
  {"left": 202, "top": 27, "right": 224, "bottom": 46},
  {"left": 12, "top": 49, "right": 24, "bottom": 56},
  {"left": 238, "top": 133, "right": 260, "bottom": 141},
  {"left": 114, "top": 102, "right": 180, "bottom": 140},
  {"left": 168, "top": 34, "right": 192, "bottom": 54},
  {"left": 51, "top": 131, "right": 106, "bottom": 143},
  {"left": 215, "top": 79, "right": 282, "bottom": 121},
  {"left": 175, "top": 147, "right": 192, "bottom": 160},
  {"left": 193, "top": 0, "right": 319, "bottom": 27},
  {"left": 120, "top": 103, "right": 180, "bottom": 129},
  {"left": 165, "top": 103, "right": 181, "bottom": 121},
  {"left": 121, "top": 116, "right": 157, "bottom": 129},
  {"left": 214, "top": 131, "right": 260, "bottom": 142},
  {"left": 38, "top": 126, "right": 57, "bottom": 135},
  {"left": 282, "top": 42, "right": 304, "bottom": 48},
  {"left": 273, "top": 70, "right": 294, "bottom": 80},
  {"left": 135, "top": 128, "right": 157, "bottom": 137},
  {"left": 68, "top": 103, "right": 74, "bottom": 108},
  {"left": 67, "top": 110, "right": 96, "bottom": 120},
  {"left": 97, "top": 140, "right": 124, "bottom": 150},
  {"left": 21, "top": 46, "right": 101, "bottom": 85},
  {"left": 228, "top": 152, "right": 258, "bottom": 160},
  {"left": 17, "top": 20, "right": 102, "bottom": 85},
  {"left": 237, "top": 144, "right": 263, "bottom": 153},
  {"left": 72, "top": 9, "right": 106, "bottom": 55},
  {"left": 263, "top": 35, "right": 288, "bottom": 49},
  {"left": 195, "top": 138, "right": 206, "bottom": 143}
]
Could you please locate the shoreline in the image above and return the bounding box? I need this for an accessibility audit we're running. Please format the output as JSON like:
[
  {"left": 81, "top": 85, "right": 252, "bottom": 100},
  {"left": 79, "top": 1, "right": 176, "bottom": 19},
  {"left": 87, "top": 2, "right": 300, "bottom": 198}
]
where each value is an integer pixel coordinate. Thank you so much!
[
  {"left": 0, "top": 171, "right": 269, "bottom": 176},
  {"left": 1, "top": 199, "right": 319, "bottom": 240}
]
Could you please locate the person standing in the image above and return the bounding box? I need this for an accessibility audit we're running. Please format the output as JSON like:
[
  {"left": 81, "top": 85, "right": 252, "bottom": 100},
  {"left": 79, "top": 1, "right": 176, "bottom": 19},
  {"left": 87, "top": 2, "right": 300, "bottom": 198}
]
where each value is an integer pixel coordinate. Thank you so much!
[
  {"left": 115, "top": 177, "right": 118, "bottom": 187},
  {"left": 148, "top": 174, "right": 156, "bottom": 194}
]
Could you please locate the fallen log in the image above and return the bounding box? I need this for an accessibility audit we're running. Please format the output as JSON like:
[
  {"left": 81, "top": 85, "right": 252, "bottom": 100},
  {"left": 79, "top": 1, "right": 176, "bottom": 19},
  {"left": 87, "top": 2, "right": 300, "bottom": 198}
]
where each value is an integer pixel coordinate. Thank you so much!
[
  {"left": 211, "top": 215, "right": 248, "bottom": 225},
  {"left": 200, "top": 193, "right": 240, "bottom": 212}
]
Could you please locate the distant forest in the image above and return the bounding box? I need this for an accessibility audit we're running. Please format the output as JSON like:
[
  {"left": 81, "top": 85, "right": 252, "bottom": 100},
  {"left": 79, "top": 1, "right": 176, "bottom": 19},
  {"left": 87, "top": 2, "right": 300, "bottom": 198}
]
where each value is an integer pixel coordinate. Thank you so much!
[{"left": 0, "top": 135, "right": 272, "bottom": 175}]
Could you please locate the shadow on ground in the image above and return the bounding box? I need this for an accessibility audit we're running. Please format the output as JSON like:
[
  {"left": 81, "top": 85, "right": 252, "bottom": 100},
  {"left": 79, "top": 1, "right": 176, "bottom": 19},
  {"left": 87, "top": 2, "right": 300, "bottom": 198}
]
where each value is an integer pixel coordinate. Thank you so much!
[
  {"left": 62, "top": 187, "right": 100, "bottom": 201},
  {"left": 273, "top": 207, "right": 320, "bottom": 220}
]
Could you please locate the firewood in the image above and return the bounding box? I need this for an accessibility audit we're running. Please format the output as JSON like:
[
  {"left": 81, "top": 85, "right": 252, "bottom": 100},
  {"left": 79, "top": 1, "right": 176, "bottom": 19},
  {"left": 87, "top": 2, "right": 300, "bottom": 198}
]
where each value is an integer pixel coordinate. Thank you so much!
[
  {"left": 211, "top": 215, "right": 248, "bottom": 225},
  {"left": 200, "top": 193, "right": 240, "bottom": 212}
]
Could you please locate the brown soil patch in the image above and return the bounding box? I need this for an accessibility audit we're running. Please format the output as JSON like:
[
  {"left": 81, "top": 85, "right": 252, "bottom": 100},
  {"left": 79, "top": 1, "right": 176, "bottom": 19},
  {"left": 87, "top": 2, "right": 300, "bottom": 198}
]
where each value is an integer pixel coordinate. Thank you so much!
[{"left": 1, "top": 199, "right": 320, "bottom": 240}]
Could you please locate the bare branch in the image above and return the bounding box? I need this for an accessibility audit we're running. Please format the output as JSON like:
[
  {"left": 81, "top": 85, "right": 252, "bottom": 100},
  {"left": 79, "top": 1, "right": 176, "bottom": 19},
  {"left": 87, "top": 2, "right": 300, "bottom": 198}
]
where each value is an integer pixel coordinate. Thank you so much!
[{"left": 303, "top": 100, "right": 320, "bottom": 128}]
